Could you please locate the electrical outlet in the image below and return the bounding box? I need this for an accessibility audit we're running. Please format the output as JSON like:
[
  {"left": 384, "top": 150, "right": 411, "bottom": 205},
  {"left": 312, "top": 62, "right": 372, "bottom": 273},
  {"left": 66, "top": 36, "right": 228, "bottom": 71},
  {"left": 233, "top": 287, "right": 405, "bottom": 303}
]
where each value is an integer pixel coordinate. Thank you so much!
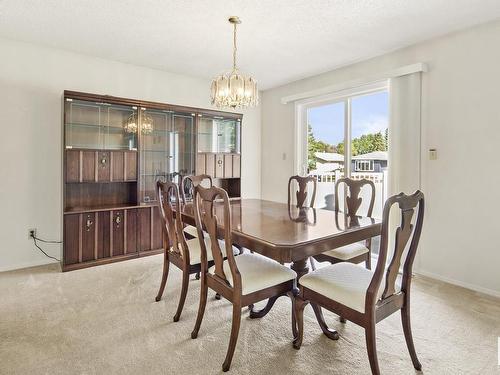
[{"left": 28, "top": 228, "right": 36, "bottom": 239}]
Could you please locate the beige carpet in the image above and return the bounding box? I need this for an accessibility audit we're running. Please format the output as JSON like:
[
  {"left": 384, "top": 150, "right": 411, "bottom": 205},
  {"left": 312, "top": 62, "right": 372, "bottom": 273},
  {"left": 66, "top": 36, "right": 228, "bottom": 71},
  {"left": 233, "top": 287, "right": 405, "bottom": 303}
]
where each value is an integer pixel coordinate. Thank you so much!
[{"left": 1, "top": 255, "right": 499, "bottom": 375}]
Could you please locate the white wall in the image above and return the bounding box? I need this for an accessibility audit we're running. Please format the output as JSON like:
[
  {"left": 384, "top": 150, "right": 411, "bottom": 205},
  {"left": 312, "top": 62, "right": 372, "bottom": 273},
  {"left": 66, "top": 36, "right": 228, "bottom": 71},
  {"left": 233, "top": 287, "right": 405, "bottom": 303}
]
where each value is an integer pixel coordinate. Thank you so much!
[
  {"left": 261, "top": 20, "right": 500, "bottom": 296},
  {"left": 0, "top": 37, "right": 261, "bottom": 272}
]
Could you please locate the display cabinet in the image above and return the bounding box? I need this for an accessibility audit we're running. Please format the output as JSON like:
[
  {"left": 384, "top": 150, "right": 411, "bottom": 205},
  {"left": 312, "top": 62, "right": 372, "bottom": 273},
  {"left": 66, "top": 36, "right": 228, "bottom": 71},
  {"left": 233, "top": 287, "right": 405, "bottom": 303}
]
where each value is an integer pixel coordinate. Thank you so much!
[{"left": 62, "top": 91, "right": 242, "bottom": 271}]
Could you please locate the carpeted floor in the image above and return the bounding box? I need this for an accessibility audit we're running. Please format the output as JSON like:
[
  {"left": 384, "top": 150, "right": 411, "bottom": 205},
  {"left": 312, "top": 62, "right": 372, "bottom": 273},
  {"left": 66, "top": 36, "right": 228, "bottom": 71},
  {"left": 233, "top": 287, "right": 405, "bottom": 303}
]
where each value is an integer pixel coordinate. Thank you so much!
[{"left": 1, "top": 254, "right": 499, "bottom": 374}]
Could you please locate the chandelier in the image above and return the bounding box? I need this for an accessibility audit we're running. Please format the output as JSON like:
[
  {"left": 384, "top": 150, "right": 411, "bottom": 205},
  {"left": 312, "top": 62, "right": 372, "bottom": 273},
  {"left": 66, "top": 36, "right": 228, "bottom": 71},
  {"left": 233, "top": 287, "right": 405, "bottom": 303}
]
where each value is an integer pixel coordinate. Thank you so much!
[
  {"left": 124, "top": 112, "right": 138, "bottom": 134},
  {"left": 141, "top": 108, "right": 154, "bottom": 135},
  {"left": 210, "top": 16, "right": 258, "bottom": 109}
]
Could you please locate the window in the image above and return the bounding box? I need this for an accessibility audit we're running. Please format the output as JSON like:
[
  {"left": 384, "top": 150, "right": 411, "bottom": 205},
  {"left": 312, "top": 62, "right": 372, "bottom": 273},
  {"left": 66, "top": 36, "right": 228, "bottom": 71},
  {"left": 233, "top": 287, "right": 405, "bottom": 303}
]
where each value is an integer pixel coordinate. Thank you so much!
[{"left": 355, "top": 160, "right": 374, "bottom": 172}]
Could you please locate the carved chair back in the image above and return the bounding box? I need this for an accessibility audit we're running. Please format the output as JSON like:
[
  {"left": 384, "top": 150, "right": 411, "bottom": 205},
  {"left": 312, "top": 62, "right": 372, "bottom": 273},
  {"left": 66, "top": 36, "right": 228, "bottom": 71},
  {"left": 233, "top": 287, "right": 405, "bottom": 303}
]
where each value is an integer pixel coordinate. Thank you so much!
[
  {"left": 156, "top": 181, "right": 190, "bottom": 264},
  {"left": 193, "top": 185, "right": 241, "bottom": 293},
  {"left": 288, "top": 175, "right": 317, "bottom": 208},
  {"left": 334, "top": 177, "right": 375, "bottom": 217},
  {"left": 180, "top": 174, "right": 213, "bottom": 204},
  {"left": 366, "top": 191, "right": 425, "bottom": 310}
]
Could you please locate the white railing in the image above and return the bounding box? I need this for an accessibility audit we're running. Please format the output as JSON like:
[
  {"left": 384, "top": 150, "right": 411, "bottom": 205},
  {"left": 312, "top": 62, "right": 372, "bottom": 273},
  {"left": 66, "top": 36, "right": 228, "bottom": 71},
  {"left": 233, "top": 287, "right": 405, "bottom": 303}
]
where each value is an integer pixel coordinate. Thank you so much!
[{"left": 308, "top": 170, "right": 388, "bottom": 219}]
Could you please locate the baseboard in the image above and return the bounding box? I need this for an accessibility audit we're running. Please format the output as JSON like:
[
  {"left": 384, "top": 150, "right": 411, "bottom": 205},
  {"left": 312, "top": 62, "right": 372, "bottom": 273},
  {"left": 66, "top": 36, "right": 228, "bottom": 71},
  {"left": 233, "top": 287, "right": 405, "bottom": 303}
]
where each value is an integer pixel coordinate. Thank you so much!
[
  {"left": 0, "top": 258, "right": 59, "bottom": 273},
  {"left": 415, "top": 269, "right": 500, "bottom": 299}
]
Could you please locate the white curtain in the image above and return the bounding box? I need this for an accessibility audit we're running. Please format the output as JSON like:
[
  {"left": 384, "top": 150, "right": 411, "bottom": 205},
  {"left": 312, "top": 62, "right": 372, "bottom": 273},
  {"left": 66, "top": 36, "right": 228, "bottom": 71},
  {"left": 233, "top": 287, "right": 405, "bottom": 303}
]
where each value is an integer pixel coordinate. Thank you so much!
[{"left": 388, "top": 72, "right": 422, "bottom": 196}]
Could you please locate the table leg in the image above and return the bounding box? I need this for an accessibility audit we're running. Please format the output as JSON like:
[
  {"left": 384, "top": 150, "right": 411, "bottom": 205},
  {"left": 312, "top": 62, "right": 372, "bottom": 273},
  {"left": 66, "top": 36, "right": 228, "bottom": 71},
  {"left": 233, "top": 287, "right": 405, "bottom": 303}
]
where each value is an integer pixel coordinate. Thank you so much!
[
  {"left": 311, "top": 303, "right": 339, "bottom": 340},
  {"left": 249, "top": 258, "right": 309, "bottom": 319}
]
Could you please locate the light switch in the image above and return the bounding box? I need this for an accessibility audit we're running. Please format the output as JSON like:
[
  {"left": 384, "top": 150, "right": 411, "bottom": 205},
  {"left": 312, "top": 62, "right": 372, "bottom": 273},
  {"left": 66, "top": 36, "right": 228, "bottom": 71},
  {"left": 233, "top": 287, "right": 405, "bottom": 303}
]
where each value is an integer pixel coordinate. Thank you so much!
[{"left": 429, "top": 149, "right": 437, "bottom": 160}]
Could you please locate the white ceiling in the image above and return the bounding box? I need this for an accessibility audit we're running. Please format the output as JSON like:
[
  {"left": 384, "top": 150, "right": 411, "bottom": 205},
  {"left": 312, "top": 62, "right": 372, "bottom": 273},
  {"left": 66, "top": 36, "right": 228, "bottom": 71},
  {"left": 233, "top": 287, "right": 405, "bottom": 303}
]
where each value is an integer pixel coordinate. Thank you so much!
[{"left": 1, "top": 0, "right": 500, "bottom": 89}]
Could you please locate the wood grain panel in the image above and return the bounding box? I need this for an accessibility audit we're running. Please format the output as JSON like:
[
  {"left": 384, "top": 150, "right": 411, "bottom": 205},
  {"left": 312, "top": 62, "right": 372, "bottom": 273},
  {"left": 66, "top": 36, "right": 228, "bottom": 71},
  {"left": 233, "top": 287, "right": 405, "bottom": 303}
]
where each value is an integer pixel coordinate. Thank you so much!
[
  {"left": 126, "top": 209, "right": 138, "bottom": 253},
  {"left": 124, "top": 151, "right": 137, "bottom": 181},
  {"left": 224, "top": 154, "right": 233, "bottom": 178},
  {"left": 64, "top": 214, "right": 80, "bottom": 265},
  {"left": 112, "top": 210, "right": 125, "bottom": 256},
  {"left": 65, "top": 150, "right": 80, "bottom": 183},
  {"left": 81, "top": 151, "right": 96, "bottom": 182},
  {"left": 205, "top": 153, "right": 215, "bottom": 177},
  {"left": 81, "top": 213, "right": 96, "bottom": 262},
  {"left": 196, "top": 153, "right": 206, "bottom": 175},
  {"left": 232, "top": 154, "right": 241, "bottom": 178},
  {"left": 97, "top": 151, "right": 111, "bottom": 182},
  {"left": 97, "top": 211, "right": 110, "bottom": 259},
  {"left": 137, "top": 207, "right": 151, "bottom": 251},
  {"left": 112, "top": 151, "right": 124, "bottom": 181},
  {"left": 151, "top": 206, "right": 163, "bottom": 250}
]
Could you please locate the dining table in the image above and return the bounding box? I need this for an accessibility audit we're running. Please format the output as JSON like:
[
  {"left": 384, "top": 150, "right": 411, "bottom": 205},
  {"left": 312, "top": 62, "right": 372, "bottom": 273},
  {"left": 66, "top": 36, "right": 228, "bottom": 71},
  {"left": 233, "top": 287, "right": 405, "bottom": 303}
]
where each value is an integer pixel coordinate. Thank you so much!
[{"left": 180, "top": 198, "right": 382, "bottom": 336}]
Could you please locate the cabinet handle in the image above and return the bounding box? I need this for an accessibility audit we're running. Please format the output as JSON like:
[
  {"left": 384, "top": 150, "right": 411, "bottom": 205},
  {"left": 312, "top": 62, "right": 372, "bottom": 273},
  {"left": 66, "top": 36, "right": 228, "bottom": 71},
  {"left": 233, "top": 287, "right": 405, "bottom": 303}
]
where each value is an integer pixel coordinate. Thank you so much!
[
  {"left": 115, "top": 215, "right": 121, "bottom": 226},
  {"left": 86, "top": 218, "right": 93, "bottom": 231},
  {"left": 217, "top": 159, "right": 223, "bottom": 165},
  {"left": 100, "top": 157, "right": 107, "bottom": 165}
]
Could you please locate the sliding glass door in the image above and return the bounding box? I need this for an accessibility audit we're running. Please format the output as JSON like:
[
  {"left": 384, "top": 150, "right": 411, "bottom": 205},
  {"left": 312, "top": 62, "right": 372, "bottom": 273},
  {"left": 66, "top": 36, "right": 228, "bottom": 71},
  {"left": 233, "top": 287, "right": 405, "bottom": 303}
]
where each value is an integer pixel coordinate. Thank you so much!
[{"left": 304, "top": 86, "right": 389, "bottom": 219}]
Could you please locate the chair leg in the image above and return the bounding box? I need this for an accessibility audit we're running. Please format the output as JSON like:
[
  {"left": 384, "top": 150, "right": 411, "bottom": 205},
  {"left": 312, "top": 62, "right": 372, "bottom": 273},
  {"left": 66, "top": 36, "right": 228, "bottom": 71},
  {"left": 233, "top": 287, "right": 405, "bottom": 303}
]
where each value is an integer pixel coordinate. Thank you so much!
[
  {"left": 222, "top": 303, "right": 242, "bottom": 372},
  {"left": 173, "top": 270, "right": 190, "bottom": 322},
  {"left": 365, "top": 251, "right": 371, "bottom": 270},
  {"left": 365, "top": 322, "right": 380, "bottom": 375},
  {"left": 401, "top": 302, "right": 422, "bottom": 370},
  {"left": 191, "top": 275, "right": 208, "bottom": 339},
  {"left": 310, "top": 257, "right": 317, "bottom": 271},
  {"left": 155, "top": 250, "right": 170, "bottom": 302},
  {"left": 287, "top": 291, "right": 298, "bottom": 338},
  {"left": 195, "top": 272, "right": 200, "bottom": 280},
  {"left": 293, "top": 297, "right": 308, "bottom": 349}
]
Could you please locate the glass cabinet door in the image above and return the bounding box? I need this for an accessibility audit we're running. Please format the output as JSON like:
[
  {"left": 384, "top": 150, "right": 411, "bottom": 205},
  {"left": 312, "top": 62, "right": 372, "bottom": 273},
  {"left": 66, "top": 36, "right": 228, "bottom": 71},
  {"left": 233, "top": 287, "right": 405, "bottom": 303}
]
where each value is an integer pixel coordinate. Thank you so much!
[
  {"left": 64, "top": 98, "right": 137, "bottom": 150},
  {"left": 139, "top": 108, "right": 195, "bottom": 203},
  {"left": 197, "top": 115, "right": 241, "bottom": 153}
]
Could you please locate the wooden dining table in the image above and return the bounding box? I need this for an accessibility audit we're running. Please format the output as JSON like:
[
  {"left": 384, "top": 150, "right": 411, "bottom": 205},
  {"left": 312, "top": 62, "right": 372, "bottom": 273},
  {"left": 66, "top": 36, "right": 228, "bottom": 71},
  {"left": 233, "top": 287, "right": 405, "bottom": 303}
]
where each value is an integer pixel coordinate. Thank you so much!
[{"left": 180, "top": 198, "right": 382, "bottom": 328}]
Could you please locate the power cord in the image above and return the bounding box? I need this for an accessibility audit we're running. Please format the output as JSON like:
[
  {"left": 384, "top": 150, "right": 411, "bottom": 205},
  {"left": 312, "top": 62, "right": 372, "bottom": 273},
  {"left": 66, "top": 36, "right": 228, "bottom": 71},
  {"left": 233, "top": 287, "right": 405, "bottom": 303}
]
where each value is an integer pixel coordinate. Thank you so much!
[{"left": 31, "top": 233, "right": 61, "bottom": 262}]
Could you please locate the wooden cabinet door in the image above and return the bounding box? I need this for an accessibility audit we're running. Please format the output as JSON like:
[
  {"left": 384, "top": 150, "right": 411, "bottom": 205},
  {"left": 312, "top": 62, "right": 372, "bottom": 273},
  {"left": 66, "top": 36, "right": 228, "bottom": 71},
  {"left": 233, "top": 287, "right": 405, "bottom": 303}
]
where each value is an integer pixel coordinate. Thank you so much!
[
  {"left": 196, "top": 153, "right": 206, "bottom": 175},
  {"left": 232, "top": 154, "right": 241, "bottom": 178},
  {"left": 66, "top": 150, "right": 80, "bottom": 183},
  {"left": 81, "top": 151, "right": 96, "bottom": 182},
  {"left": 111, "top": 151, "right": 124, "bottom": 181},
  {"left": 81, "top": 212, "right": 96, "bottom": 262},
  {"left": 97, "top": 151, "right": 111, "bottom": 182},
  {"left": 97, "top": 211, "right": 110, "bottom": 259},
  {"left": 64, "top": 214, "right": 80, "bottom": 265},
  {"left": 151, "top": 206, "right": 163, "bottom": 250},
  {"left": 215, "top": 154, "right": 224, "bottom": 178},
  {"left": 137, "top": 207, "right": 152, "bottom": 251},
  {"left": 126, "top": 209, "right": 138, "bottom": 254},
  {"left": 205, "top": 153, "right": 215, "bottom": 177},
  {"left": 111, "top": 210, "right": 125, "bottom": 256},
  {"left": 124, "top": 151, "right": 137, "bottom": 181},
  {"left": 224, "top": 154, "right": 233, "bottom": 178}
]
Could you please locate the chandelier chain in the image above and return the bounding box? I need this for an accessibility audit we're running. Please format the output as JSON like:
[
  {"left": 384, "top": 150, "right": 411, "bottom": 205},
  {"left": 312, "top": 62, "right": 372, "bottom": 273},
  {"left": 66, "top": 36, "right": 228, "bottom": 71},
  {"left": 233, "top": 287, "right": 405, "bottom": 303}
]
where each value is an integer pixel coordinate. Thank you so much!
[{"left": 232, "top": 22, "right": 237, "bottom": 71}]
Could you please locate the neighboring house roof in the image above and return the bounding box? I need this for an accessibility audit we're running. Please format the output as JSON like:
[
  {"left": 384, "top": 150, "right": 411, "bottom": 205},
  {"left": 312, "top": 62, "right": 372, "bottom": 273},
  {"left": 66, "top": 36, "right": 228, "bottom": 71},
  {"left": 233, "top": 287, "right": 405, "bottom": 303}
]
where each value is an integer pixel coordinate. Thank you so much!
[
  {"left": 311, "top": 162, "right": 342, "bottom": 174},
  {"left": 314, "top": 152, "right": 344, "bottom": 162},
  {"left": 352, "top": 151, "right": 388, "bottom": 161}
]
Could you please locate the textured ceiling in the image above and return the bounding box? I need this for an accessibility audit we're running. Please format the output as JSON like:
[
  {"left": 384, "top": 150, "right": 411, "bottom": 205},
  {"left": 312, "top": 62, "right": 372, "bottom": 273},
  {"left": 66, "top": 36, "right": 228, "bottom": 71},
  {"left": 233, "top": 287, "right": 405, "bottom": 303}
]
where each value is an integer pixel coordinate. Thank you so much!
[{"left": 1, "top": 0, "right": 500, "bottom": 89}]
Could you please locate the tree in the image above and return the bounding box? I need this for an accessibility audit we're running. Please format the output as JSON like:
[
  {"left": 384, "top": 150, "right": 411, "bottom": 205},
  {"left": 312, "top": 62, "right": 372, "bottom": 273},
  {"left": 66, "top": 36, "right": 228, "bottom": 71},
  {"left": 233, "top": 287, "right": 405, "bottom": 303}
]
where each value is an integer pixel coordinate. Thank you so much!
[{"left": 307, "top": 125, "right": 335, "bottom": 170}]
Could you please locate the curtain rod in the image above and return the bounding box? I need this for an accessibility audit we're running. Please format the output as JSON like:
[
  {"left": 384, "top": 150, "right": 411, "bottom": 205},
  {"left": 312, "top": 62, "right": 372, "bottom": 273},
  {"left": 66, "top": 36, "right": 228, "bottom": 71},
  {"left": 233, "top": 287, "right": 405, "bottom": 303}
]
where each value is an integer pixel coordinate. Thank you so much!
[{"left": 281, "top": 62, "right": 428, "bottom": 104}]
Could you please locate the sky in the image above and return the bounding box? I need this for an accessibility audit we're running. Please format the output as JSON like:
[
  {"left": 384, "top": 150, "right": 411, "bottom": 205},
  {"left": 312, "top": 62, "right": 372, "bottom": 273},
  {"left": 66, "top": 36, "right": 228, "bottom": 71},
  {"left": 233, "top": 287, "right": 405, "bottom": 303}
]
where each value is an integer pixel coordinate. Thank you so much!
[{"left": 308, "top": 90, "right": 388, "bottom": 146}]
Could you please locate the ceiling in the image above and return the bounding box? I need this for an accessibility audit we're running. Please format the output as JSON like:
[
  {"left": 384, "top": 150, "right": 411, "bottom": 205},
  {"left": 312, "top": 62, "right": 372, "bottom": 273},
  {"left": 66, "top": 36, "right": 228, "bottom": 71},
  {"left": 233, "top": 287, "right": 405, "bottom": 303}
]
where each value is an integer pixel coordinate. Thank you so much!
[{"left": 1, "top": 0, "right": 500, "bottom": 89}]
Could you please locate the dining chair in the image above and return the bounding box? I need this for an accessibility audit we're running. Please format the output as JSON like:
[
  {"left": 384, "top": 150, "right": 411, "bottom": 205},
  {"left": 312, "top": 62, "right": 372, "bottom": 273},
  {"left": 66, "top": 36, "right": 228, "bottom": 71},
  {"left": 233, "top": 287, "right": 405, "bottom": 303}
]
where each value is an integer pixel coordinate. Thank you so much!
[
  {"left": 288, "top": 175, "right": 317, "bottom": 208},
  {"left": 180, "top": 174, "right": 213, "bottom": 238},
  {"left": 312, "top": 177, "right": 375, "bottom": 270},
  {"left": 154, "top": 181, "right": 238, "bottom": 321},
  {"left": 190, "top": 185, "right": 297, "bottom": 372},
  {"left": 294, "top": 191, "right": 425, "bottom": 375}
]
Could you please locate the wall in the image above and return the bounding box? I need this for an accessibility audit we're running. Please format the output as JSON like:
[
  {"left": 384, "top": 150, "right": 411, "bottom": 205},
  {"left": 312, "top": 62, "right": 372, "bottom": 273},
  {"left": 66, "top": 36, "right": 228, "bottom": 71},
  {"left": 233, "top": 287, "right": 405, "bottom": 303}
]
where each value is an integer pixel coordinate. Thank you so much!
[
  {"left": 0, "top": 37, "right": 261, "bottom": 272},
  {"left": 261, "top": 20, "right": 500, "bottom": 296}
]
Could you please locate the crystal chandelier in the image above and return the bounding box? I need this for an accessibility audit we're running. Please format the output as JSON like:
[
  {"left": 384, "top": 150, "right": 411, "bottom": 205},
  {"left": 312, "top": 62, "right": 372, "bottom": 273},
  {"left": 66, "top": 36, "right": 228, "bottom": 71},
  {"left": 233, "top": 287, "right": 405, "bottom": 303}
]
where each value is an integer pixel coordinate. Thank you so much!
[
  {"left": 141, "top": 108, "right": 154, "bottom": 135},
  {"left": 210, "top": 16, "right": 258, "bottom": 109},
  {"left": 124, "top": 112, "right": 138, "bottom": 134}
]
